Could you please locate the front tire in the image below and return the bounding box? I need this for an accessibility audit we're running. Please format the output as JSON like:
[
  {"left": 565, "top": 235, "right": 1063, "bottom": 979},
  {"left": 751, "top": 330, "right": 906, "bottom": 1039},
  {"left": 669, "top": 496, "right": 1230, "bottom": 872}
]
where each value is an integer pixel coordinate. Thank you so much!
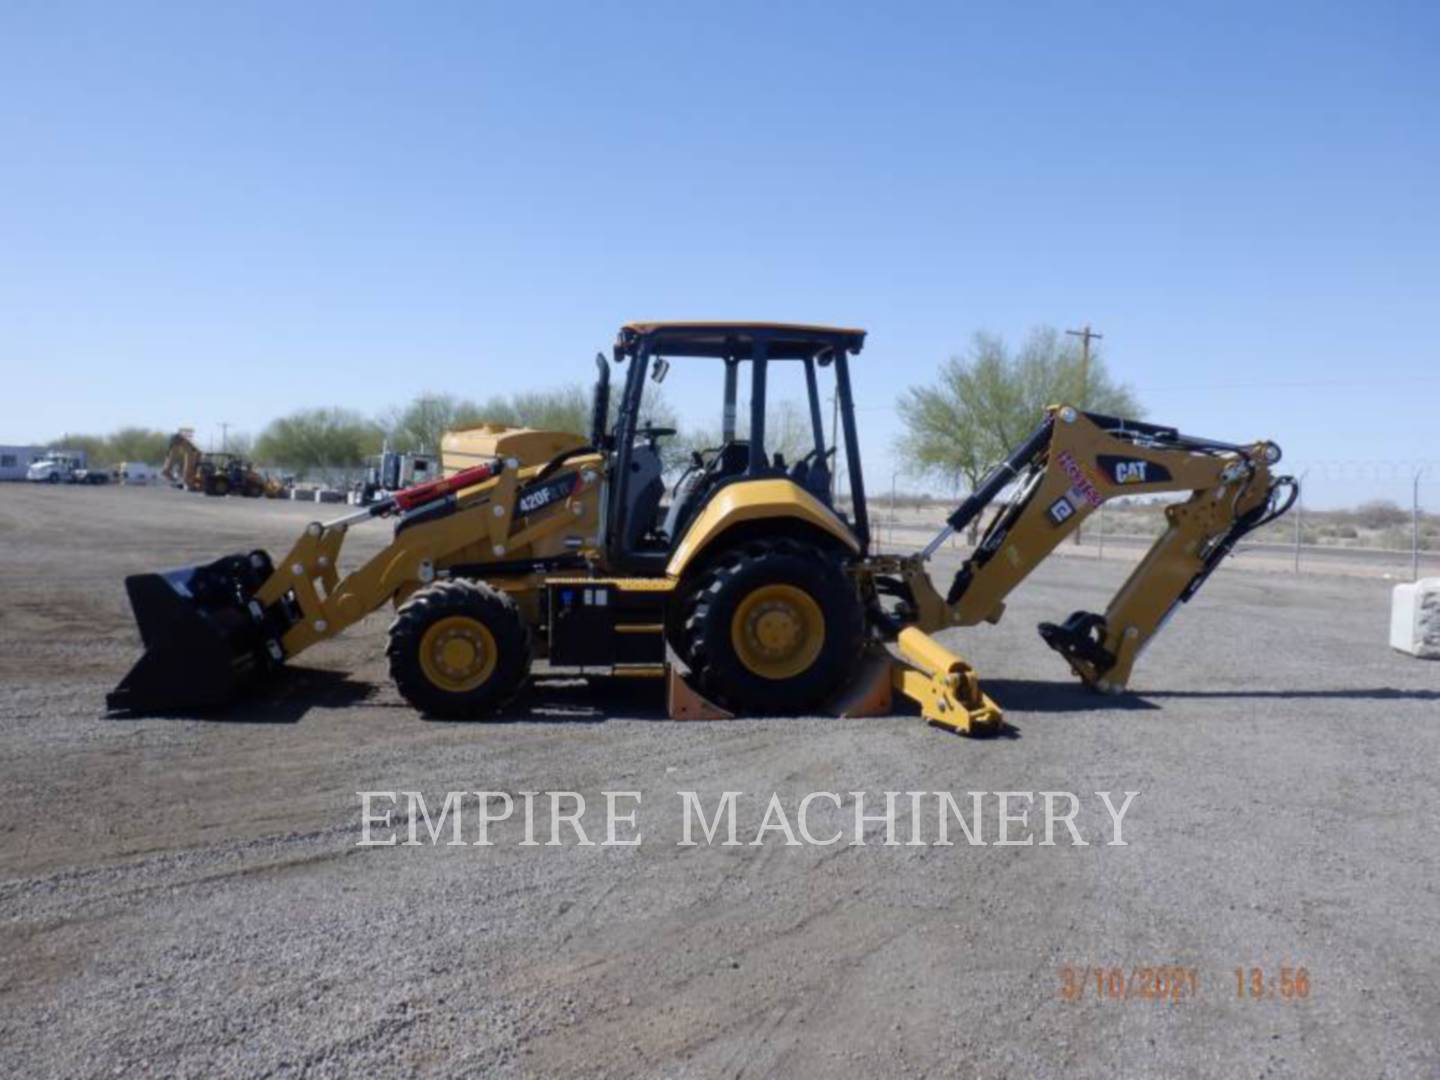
[
  {"left": 387, "top": 579, "right": 531, "bottom": 718},
  {"left": 681, "top": 539, "right": 864, "bottom": 713}
]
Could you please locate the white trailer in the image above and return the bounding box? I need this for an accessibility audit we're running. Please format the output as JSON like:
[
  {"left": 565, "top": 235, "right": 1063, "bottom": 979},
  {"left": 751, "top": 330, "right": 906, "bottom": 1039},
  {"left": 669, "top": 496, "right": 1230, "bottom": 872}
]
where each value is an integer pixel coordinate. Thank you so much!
[
  {"left": 0, "top": 445, "right": 78, "bottom": 482},
  {"left": 117, "top": 462, "right": 158, "bottom": 485}
]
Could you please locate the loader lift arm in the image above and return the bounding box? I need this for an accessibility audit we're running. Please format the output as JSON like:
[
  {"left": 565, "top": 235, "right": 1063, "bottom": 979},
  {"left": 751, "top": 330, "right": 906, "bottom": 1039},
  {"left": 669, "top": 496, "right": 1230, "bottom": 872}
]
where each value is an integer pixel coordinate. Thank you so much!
[
  {"left": 106, "top": 454, "right": 604, "bottom": 712},
  {"left": 878, "top": 405, "right": 1297, "bottom": 733}
]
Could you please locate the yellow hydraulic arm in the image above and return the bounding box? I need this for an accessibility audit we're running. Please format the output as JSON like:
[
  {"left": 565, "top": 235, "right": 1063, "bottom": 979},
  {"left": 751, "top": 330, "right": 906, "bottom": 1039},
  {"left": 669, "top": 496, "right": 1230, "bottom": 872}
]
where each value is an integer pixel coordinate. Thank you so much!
[
  {"left": 884, "top": 405, "right": 1297, "bottom": 734},
  {"left": 252, "top": 454, "right": 604, "bottom": 658},
  {"left": 161, "top": 431, "right": 204, "bottom": 491}
]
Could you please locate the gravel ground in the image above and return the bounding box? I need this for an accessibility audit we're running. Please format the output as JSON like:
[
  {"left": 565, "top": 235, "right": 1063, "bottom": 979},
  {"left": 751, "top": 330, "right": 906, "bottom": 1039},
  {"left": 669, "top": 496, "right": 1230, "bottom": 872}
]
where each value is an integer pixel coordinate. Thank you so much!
[{"left": 2, "top": 484, "right": 1438, "bottom": 1078}]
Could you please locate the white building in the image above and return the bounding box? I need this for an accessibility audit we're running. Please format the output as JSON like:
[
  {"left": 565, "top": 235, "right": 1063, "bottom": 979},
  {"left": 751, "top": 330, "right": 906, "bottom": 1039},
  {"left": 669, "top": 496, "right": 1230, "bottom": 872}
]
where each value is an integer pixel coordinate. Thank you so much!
[{"left": 0, "top": 446, "right": 85, "bottom": 481}]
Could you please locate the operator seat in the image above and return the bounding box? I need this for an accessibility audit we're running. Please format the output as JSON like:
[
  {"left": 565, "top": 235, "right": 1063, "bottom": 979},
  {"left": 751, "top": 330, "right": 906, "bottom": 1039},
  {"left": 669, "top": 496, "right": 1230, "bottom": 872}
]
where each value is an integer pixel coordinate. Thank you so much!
[
  {"left": 788, "top": 454, "right": 833, "bottom": 503},
  {"left": 661, "top": 441, "right": 751, "bottom": 546}
]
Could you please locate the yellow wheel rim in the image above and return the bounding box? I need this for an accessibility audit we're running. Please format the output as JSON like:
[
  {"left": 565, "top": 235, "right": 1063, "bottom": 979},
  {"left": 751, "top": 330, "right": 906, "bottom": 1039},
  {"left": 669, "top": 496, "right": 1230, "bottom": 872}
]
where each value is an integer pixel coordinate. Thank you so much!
[
  {"left": 418, "top": 615, "right": 498, "bottom": 692},
  {"left": 730, "top": 583, "right": 825, "bottom": 680}
]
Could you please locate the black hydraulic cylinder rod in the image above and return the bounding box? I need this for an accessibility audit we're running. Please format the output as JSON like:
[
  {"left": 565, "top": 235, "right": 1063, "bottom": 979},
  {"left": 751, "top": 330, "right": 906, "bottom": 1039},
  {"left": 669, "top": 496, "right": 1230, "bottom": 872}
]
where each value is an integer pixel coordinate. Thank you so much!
[
  {"left": 1081, "top": 410, "right": 1179, "bottom": 441},
  {"left": 1082, "top": 409, "right": 1259, "bottom": 457},
  {"left": 945, "top": 417, "right": 1054, "bottom": 534}
]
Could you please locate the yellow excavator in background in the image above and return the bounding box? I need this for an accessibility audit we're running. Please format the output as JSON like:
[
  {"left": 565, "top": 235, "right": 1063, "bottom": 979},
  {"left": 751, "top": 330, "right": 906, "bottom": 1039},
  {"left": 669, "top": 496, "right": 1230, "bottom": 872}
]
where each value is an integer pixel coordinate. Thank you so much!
[
  {"left": 111, "top": 323, "right": 1296, "bottom": 733},
  {"left": 161, "top": 430, "right": 285, "bottom": 498}
]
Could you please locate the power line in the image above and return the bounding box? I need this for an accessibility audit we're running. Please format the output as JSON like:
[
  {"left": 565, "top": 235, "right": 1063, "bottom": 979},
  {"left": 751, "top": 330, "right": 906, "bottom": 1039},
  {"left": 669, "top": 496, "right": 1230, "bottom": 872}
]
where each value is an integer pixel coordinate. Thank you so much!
[{"left": 1134, "top": 373, "right": 1440, "bottom": 393}]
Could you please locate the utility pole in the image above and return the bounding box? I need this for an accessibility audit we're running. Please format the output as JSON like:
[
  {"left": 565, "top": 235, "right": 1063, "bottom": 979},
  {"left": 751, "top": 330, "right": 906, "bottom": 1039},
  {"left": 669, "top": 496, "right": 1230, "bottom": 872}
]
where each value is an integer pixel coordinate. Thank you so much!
[
  {"left": 1065, "top": 325, "right": 1102, "bottom": 546},
  {"left": 219, "top": 421, "right": 230, "bottom": 453},
  {"left": 1065, "top": 324, "right": 1103, "bottom": 409}
]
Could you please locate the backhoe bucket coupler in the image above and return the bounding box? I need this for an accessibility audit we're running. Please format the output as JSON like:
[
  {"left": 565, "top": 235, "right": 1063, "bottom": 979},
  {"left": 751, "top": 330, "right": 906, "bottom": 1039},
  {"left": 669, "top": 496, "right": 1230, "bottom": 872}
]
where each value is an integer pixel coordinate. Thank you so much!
[
  {"left": 107, "top": 551, "right": 281, "bottom": 714},
  {"left": 892, "top": 627, "right": 1004, "bottom": 736}
]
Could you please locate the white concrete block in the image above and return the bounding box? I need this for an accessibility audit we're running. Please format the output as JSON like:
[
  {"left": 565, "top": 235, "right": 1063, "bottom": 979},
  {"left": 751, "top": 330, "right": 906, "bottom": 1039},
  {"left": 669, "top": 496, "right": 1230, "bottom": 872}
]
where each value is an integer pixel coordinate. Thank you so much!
[{"left": 1390, "top": 578, "right": 1440, "bottom": 659}]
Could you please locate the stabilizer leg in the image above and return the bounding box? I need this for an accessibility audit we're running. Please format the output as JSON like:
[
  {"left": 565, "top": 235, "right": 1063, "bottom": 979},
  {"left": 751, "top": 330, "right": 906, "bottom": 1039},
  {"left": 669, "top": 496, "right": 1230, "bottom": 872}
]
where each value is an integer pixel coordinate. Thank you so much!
[{"left": 892, "top": 627, "right": 1004, "bottom": 736}]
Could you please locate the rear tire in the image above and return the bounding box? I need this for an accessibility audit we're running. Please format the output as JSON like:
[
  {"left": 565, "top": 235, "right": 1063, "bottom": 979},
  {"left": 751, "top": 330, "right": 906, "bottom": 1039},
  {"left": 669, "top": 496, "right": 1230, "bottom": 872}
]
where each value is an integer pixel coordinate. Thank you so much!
[
  {"left": 681, "top": 539, "right": 864, "bottom": 713},
  {"left": 387, "top": 579, "right": 531, "bottom": 718}
]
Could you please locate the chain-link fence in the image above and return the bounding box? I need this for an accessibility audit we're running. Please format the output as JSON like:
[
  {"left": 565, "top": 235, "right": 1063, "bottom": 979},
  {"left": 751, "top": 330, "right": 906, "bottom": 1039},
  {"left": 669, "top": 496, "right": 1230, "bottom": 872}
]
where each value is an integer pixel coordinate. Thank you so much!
[
  {"left": 1266, "top": 462, "right": 1438, "bottom": 580},
  {"left": 866, "top": 462, "right": 1440, "bottom": 582}
]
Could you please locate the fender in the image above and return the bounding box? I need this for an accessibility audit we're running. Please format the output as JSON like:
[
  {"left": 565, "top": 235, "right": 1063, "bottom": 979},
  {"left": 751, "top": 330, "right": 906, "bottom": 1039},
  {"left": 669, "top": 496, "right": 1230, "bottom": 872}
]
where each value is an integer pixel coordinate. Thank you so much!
[{"left": 666, "top": 478, "right": 859, "bottom": 578}]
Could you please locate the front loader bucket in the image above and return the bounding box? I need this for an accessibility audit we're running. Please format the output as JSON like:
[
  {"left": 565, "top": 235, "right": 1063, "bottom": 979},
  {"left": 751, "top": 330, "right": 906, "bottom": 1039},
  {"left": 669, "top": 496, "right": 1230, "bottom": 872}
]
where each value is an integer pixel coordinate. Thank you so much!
[{"left": 107, "top": 551, "right": 279, "bottom": 714}]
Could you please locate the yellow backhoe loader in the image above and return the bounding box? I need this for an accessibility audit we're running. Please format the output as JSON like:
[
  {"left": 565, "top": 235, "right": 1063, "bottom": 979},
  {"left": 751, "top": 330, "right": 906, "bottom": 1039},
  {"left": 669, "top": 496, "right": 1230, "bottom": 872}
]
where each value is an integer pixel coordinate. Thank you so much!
[
  {"left": 110, "top": 323, "right": 1296, "bottom": 733},
  {"left": 161, "top": 430, "right": 285, "bottom": 498}
]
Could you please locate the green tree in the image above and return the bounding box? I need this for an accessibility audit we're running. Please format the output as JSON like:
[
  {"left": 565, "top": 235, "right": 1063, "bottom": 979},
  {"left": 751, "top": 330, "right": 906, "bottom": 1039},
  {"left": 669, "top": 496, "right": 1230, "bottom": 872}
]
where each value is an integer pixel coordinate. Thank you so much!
[
  {"left": 48, "top": 433, "right": 110, "bottom": 465},
  {"left": 507, "top": 386, "right": 592, "bottom": 437},
  {"left": 896, "top": 327, "right": 1142, "bottom": 536},
  {"left": 385, "top": 385, "right": 681, "bottom": 456},
  {"left": 1354, "top": 499, "right": 1408, "bottom": 529},
  {"left": 385, "top": 394, "right": 491, "bottom": 453},
  {"left": 677, "top": 399, "right": 815, "bottom": 472},
  {"left": 254, "top": 408, "right": 384, "bottom": 475},
  {"left": 48, "top": 427, "right": 206, "bottom": 467},
  {"left": 105, "top": 427, "right": 171, "bottom": 464},
  {"left": 223, "top": 431, "right": 256, "bottom": 459},
  {"left": 383, "top": 388, "right": 597, "bottom": 452}
]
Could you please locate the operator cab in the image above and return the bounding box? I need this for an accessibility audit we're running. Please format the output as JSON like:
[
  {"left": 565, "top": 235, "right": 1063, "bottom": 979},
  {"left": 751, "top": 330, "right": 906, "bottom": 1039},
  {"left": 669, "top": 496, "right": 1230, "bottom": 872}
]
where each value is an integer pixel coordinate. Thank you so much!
[{"left": 590, "top": 322, "right": 871, "bottom": 573}]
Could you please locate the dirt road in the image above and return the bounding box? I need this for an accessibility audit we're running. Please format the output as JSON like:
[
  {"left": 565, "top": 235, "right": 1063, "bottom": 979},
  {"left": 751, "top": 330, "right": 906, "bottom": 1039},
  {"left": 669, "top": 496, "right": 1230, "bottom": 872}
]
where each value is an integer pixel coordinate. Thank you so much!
[{"left": 2, "top": 485, "right": 1437, "bottom": 1076}]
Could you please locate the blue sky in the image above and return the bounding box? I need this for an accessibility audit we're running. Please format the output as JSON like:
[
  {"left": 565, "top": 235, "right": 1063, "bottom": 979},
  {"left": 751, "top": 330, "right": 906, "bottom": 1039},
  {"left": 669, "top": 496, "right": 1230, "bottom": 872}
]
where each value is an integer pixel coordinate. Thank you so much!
[{"left": 2, "top": 1, "right": 1436, "bottom": 505}]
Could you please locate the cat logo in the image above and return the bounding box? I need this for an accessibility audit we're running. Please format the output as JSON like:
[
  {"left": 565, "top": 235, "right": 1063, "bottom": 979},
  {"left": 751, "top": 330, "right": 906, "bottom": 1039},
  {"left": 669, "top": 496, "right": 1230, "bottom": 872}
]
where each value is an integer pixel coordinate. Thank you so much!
[{"left": 1098, "top": 455, "right": 1172, "bottom": 486}]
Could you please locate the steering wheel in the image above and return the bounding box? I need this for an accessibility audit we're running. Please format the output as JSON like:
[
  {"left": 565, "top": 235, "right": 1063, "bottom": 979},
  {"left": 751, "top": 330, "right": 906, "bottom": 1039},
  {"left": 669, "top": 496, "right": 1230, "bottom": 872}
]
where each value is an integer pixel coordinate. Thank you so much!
[
  {"left": 636, "top": 425, "right": 677, "bottom": 442},
  {"left": 795, "top": 446, "right": 837, "bottom": 470},
  {"left": 671, "top": 444, "right": 722, "bottom": 498}
]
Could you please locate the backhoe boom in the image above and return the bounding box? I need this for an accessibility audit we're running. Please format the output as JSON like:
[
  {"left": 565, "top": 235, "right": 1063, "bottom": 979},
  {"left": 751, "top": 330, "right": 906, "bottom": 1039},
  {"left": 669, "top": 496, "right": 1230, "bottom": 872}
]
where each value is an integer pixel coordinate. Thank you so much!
[{"left": 890, "top": 405, "right": 1297, "bottom": 713}]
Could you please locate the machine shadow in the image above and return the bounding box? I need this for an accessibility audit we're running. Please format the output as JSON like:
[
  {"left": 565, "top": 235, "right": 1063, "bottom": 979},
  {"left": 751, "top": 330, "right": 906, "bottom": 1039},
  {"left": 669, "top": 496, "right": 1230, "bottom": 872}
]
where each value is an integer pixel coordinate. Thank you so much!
[
  {"left": 122, "top": 672, "right": 1375, "bottom": 728},
  {"left": 986, "top": 682, "right": 1440, "bottom": 713},
  {"left": 428, "top": 677, "right": 673, "bottom": 725},
  {"left": 105, "top": 666, "right": 376, "bottom": 725},
  {"left": 978, "top": 679, "right": 1161, "bottom": 714},
  {"left": 1144, "top": 687, "right": 1440, "bottom": 702}
]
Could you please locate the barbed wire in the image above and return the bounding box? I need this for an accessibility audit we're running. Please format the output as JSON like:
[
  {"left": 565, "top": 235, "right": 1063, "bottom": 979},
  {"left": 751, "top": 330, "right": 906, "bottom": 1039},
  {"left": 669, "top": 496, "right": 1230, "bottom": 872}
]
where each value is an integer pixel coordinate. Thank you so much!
[{"left": 1286, "top": 462, "right": 1440, "bottom": 481}]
